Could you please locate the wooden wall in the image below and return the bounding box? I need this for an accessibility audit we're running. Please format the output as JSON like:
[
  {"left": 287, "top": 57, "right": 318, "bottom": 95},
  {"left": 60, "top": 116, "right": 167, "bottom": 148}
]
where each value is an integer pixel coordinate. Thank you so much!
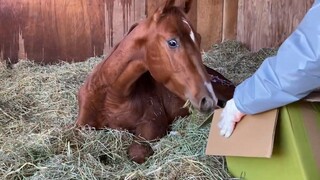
[
  {"left": 237, "top": 0, "right": 314, "bottom": 51},
  {"left": 0, "top": 0, "right": 145, "bottom": 63},
  {"left": 0, "top": 0, "right": 315, "bottom": 63}
]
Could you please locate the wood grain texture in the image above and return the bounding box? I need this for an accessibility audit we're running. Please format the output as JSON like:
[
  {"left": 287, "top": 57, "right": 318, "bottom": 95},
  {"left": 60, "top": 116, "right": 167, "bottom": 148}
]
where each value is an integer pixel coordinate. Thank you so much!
[
  {"left": 197, "top": 0, "right": 223, "bottom": 50},
  {"left": 237, "top": 0, "right": 314, "bottom": 51},
  {"left": 0, "top": 0, "right": 145, "bottom": 63},
  {"left": 222, "top": 0, "right": 238, "bottom": 41},
  {"left": 0, "top": 0, "right": 20, "bottom": 62},
  {"left": 0, "top": 0, "right": 315, "bottom": 62}
]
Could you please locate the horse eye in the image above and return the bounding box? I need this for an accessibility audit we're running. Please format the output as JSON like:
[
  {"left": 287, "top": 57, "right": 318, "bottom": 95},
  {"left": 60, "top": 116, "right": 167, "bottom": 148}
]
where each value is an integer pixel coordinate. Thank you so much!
[{"left": 167, "top": 39, "right": 179, "bottom": 48}]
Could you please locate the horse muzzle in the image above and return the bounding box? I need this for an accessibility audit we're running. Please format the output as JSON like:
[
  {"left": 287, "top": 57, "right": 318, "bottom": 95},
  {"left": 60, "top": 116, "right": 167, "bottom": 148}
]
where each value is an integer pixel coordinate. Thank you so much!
[
  {"left": 199, "top": 95, "right": 217, "bottom": 113},
  {"left": 185, "top": 83, "right": 219, "bottom": 113}
]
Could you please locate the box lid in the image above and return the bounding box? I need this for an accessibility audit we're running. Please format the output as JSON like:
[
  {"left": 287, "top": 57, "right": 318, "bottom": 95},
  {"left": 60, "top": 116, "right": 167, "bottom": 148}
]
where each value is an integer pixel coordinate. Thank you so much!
[{"left": 206, "top": 109, "right": 278, "bottom": 157}]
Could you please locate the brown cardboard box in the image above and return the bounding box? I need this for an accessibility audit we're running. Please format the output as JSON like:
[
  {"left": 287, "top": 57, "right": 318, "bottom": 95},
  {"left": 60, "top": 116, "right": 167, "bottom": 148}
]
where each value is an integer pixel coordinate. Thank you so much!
[
  {"left": 206, "top": 97, "right": 320, "bottom": 180},
  {"left": 206, "top": 109, "right": 278, "bottom": 157}
]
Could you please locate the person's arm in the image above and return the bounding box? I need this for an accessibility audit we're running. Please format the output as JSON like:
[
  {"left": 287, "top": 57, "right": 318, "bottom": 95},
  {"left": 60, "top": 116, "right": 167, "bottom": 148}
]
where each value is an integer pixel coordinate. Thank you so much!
[{"left": 219, "top": 0, "right": 320, "bottom": 137}]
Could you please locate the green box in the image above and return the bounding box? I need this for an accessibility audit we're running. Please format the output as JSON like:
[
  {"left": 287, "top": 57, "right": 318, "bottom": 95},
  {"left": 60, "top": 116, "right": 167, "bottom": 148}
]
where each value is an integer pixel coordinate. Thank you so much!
[{"left": 227, "top": 101, "right": 320, "bottom": 180}]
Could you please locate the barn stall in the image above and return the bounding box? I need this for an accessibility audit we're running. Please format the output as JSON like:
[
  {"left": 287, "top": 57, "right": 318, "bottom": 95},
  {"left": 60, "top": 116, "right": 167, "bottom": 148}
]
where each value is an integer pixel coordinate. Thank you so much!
[{"left": 0, "top": 0, "right": 313, "bottom": 179}]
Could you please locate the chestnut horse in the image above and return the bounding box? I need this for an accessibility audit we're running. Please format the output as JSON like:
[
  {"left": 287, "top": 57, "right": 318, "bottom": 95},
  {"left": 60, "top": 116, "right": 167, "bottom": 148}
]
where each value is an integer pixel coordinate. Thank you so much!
[{"left": 76, "top": 0, "right": 234, "bottom": 163}]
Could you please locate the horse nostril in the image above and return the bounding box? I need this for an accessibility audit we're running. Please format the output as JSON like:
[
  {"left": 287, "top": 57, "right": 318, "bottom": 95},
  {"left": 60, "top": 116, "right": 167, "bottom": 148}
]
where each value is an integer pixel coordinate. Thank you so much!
[{"left": 199, "top": 96, "right": 214, "bottom": 113}]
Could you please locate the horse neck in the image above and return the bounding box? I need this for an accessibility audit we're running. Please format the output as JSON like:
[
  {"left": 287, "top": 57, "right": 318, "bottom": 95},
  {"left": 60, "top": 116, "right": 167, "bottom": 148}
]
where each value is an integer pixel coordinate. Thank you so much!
[{"left": 92, "top": 29, "right": 147, "bottom": 97}]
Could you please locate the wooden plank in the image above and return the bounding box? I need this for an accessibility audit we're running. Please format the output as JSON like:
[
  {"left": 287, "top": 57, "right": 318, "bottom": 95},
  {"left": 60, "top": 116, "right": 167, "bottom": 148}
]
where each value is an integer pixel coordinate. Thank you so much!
[
  {"left": 0, "top": 0, "right": 20, "bottom": 62},
  {"left": 237, "top": 0, "right": 314, "bottom": 51},
  {"left": 222, "top": 0, "right": 238, "bottom": 41},
  {"left": 197, "top": 0, "right": 223, "bottom": 50}
]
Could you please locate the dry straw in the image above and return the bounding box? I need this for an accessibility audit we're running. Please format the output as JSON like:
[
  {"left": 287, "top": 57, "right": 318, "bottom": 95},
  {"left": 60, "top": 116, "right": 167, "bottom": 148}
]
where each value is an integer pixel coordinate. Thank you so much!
[{"left": 0, "top": 41, "right": 276, "bottom": 180}]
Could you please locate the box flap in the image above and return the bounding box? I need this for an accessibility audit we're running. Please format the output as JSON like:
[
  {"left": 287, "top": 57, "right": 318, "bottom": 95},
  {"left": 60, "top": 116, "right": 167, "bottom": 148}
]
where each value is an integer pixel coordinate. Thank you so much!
[{"left": 206, "top": 109, "right": 278, "bottom": 158}]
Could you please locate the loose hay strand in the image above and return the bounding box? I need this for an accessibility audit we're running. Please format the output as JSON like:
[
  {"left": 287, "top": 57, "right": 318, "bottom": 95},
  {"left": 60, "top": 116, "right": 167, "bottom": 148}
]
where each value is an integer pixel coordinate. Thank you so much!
[{"left": 0, "top": 41, "right": 276, "bottom": 180}]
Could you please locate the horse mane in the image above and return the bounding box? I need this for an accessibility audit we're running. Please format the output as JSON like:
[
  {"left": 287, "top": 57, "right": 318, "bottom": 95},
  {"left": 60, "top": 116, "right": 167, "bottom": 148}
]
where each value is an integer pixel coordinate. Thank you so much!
[
  {"left": 97, "top": 22, "right": 139, "bottom": 70},
  {"left": 127, "top": 22, "right": 139, "bottom": 34},
  {"left": 108, "top": 22, "right": 139, "bottom": 56}
]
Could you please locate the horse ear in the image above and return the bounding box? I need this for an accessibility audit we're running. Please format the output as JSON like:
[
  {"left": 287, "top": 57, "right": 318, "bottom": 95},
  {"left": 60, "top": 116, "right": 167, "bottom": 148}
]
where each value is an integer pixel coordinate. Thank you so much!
[
  {"left": 183, "top": 0, "right": 193, "bottom": 14},
  {"left": 153, "top": 0, "right": 175, "bottom": 22},
  {"left": 163, "top": 0, "right": 175, "bottom": 11}
]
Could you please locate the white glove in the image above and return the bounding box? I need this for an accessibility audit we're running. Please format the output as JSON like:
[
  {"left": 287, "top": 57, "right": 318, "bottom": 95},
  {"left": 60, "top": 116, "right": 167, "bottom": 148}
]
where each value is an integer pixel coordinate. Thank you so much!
[{"left": 218, "top": 98, "right": 246, "bottom": 138}]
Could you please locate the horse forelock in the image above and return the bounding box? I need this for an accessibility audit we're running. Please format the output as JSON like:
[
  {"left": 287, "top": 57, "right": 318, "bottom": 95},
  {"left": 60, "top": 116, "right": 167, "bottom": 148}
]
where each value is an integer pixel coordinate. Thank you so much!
[
  {"left": 156, "top": 6, "right": 186, "bottom": 24},
  {"left": 155, "top": 7, "right": 197, "bottom": 45}
]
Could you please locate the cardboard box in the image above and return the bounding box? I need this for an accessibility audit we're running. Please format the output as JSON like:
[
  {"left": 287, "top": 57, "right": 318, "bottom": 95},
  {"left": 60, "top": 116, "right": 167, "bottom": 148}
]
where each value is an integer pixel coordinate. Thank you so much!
[{"left": 206, "top": 100, "right": 320, "bottom": 180}]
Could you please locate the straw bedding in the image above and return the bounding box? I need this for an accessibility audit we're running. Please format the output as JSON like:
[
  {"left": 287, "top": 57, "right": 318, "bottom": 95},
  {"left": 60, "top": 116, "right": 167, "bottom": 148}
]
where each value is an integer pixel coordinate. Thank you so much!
[{"left": 0, "top": 41, "right": 276, "bottom": 180}]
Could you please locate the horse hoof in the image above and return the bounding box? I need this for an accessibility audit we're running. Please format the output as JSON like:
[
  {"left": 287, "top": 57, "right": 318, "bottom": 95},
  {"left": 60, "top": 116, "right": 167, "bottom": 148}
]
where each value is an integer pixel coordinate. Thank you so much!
[{"left": 128, "top": 142, "right": 154, "bottom": 164}]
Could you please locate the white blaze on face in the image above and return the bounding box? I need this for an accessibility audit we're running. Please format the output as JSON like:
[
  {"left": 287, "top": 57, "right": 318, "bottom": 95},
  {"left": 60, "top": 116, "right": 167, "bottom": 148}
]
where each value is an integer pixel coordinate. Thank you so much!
[
  {"left": 182, "top": 19, "right": 196, "bottom": 43},
  {"left": 205, "top": 81, "right": 218, "bottom": 105},
  {"left": 182, "top": 19, "right": 216, "bottom": 108}
]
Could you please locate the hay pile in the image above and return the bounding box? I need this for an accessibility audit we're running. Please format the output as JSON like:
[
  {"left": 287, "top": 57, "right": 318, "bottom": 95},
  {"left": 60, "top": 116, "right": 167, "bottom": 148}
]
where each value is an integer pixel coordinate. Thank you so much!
[
  {"left": 0, "top": 41, "right": 276, "bottom": 180},
  {"left": 203, "top": 41, "right": 277, "bottom": 85}
]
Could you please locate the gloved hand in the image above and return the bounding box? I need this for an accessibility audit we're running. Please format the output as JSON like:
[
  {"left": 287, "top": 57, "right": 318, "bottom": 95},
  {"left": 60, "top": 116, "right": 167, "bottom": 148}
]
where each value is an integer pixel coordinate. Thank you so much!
[{"left": 218, "top": 98, "right": 246, "bottom": 138}]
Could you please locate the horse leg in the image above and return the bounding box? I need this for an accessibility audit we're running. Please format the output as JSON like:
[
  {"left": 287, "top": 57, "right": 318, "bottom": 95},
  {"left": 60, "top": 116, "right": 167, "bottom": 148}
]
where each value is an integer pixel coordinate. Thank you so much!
[
  {"left": 128, "top": 120, "right": 168, "bottom": 164},
  {"left": 76, "top": 85, "right": 106, "bottom": 129}
]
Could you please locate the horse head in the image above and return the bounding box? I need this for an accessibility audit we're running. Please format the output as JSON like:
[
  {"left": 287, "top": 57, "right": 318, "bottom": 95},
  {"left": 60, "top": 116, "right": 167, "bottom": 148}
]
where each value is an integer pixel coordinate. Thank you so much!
[{"left": 144, "top": 0, "right": 218, "bottom": 113}]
